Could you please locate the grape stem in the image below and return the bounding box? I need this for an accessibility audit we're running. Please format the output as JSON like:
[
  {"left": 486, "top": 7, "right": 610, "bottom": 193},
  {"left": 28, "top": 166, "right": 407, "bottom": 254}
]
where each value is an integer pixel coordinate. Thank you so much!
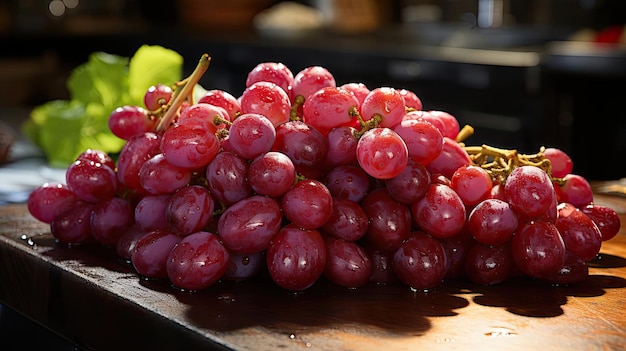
[
  {"left": 156, "top": 54, "right": 211, "bottom": 132},
  {"left": 465, "top": 144, "right": 559, "bottom": 184},
  {"left": 349, "top": 106, "right": 381, "bottom": 138}
]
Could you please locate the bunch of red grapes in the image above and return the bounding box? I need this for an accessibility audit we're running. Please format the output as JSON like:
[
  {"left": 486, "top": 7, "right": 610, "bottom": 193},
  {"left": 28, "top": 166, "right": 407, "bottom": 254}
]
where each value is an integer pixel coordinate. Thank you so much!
[{"left": 27, "top": 54, "right": 621, "bottom": 293}]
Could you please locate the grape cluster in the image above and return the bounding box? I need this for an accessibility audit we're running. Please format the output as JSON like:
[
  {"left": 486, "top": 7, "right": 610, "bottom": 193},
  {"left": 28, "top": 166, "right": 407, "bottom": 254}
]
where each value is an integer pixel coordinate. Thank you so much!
[{"left": 27, "top": 54, "right": 621, "bottom": 293}]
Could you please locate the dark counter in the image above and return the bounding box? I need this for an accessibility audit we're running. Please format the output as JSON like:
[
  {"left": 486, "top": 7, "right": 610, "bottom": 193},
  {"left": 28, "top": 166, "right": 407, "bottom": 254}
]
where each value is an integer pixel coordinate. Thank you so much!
[{"left": 0, "top": 197, "right": 625, "bottom": 351}]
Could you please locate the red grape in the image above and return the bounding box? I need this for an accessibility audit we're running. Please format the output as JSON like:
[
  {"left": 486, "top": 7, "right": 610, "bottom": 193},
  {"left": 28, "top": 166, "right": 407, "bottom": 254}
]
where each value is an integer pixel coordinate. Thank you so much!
[
  {"left": 392, "top": 231, "right": 447, "bottom": 290},
  {"left": 143, "top": 83, "right": 172, "bottom": 111},
  {"left": 356, "top": 127, "right": 408, "bottom": 180},
  {"left": 281, "top": 179, "right": 333, "bottom": 229},
  {"left": 27, "top": 182, "right": 78, "bottom": 224},
  {"left": 217, "top": 195, "right": 283, "bottom": 253},
  {"left": 240, "top": 81, "right": 291, "bottom": 127},
  {"left": 543, "top": 147, "right": 573, "bottom": 178},
  {"left": 108, "top": 105, "right": 156, "bottom": 141},
  {"left": 132, "top": 229, "right": 182, "bottom": 279},
  {"left": 322, "top": 198, "right": 369, "bottom": 242},
  {"left": 166, "top": 231, "right": 230, "bottom": 291},
  {"left": 302, "top": 86, "right": 358, "bottom": 135},
  {"left": 205, "top": 150, "right": 253, "bottom": 206},
  {"left": 247, "top": 151, "right": 296, "bottom": 197},
  {"left": 227, "top": 113, "right": 276, "bottom": 160},
  {"left": 511, "top": 220, "right": 566, "bottom": 279},
  {"left": 323, "top": 236, "right": 372, "bottom": 288},
  {"left": 266, "top": 224, "right": 327, "bottom": 291},
  {"left": 412, "top": 183, "right": 466, "bottom": 239}
]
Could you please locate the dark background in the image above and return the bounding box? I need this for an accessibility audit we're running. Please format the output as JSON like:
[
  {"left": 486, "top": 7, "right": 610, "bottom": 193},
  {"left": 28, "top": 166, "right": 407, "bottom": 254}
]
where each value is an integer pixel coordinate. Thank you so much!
[
  {"left": 0, "top": 1, "right": 625, "bottom": 349},
  {"left": 1, "top": 0, "right": 625, "bottom": 180}
]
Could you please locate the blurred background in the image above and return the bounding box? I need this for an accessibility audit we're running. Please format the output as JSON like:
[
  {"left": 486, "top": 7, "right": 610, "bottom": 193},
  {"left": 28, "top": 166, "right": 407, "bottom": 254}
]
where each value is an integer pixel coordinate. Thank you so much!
[{"left": 0, "top": 0, "right": 625, "bottom": 180}]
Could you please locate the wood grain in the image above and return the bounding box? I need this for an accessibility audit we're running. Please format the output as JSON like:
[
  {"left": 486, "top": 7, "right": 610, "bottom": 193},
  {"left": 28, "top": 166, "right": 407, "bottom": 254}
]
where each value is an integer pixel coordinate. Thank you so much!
[{"left": 1, "top": 203, "right": 625, "bottom": 351}]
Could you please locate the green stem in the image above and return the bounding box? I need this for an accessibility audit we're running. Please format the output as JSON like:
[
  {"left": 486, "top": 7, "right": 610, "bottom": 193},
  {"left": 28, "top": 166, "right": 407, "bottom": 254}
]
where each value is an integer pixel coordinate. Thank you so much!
[{"left": 157, "top": 54, "right": 211, "bottom": 132}]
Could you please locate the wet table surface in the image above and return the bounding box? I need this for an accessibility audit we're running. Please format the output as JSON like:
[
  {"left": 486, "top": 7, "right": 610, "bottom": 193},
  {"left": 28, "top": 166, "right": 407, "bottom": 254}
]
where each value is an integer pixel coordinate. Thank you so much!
[{"left": 1, "top": 194, "right": 625, "bottom": 351}]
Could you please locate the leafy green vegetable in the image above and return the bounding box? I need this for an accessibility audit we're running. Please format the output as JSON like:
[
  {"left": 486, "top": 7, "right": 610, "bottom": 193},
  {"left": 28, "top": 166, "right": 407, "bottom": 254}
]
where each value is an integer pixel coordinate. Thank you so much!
[{"left": 22, "top": 45, "right": 183, "bottom": 168}]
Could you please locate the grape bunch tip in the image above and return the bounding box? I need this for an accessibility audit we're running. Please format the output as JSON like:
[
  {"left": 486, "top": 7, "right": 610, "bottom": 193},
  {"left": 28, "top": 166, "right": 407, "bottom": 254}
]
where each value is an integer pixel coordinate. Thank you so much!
[{"left": 27, "top": 52, "right": 621, "bottom": 294}]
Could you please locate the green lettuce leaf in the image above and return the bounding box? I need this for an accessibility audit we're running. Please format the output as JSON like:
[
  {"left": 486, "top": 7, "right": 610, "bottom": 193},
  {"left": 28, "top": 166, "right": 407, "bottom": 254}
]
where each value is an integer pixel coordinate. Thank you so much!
[
  {"left": 22, "top": 45, "right": 183, "bottom": 168},
  {"left": 128, "top": 45, "right": 183, "bottom": 105}
]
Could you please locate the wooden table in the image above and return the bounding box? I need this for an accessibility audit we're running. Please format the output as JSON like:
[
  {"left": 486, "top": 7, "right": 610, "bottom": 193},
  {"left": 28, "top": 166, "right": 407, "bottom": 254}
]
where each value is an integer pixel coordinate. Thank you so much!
[{"left": 1, "top": 195, "right": 625, "bottom": 351}]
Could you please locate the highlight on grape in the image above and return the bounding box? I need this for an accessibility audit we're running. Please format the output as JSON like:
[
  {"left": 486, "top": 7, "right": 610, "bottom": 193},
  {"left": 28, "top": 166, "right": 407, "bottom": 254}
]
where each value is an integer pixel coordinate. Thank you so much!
[{"left": 27, "top": 54, "right": 621, "bottom": 292}]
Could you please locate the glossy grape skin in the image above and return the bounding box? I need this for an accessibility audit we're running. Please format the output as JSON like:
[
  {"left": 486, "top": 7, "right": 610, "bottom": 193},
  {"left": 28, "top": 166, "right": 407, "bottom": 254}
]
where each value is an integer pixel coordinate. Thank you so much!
[
  {"left": 302, "top": 86, "right": 359, "bottom": 135},
  {"left": 464, "top": 242, "right": 514, "bottom": 285},
  {"left": 197, "top": 89, "right": 241, "bottom": 121},
  {"left": 217, "top": 195, "right": 283, "bottom": 253},
  {"left": 412, "top": 183, "right": 467, "bottom": 239},
  {"left": 132, "top": 229, "right": 182, "bottom": 279},
  {"left": 356, "top": 127, "right": 408, "bottom": 180},
  {"left": 504, "top": 165, "right": 555, "bottom": 219},
  {"left": 205, "top": 151, "right": 252, "bottom": 206},
  {"left": 134, "top": 194, "right": 171, "bottom": 231},
  {"left": 138, "top": 153, "right": 192, "bottom": 195},
  {"left": 166, "top": 231, "right": 230, "bottom": 291},
  {"left": 116, "top": 132, "right": 162, "bottom": 195},
  {"left": 115, "top": 224, "right": 149, "bottom": 262},
  {"left": 367, "top": 248, "right": 399, "bottom": 284},
  {"left": 160, "top": 123, "right": 220, "bottom": 170},
  {"left": 439, "top": 228, "right": 475, "bottom": 279},
  {"left": 322, "top": 198, "right": 369, "bottom": 242},
  {"left": 541, "top": 251, "right": 589, "bottom": 285},
  {"left": 77, "top": 149, "right": 115, "bottom": 171},
  {"left": 360, "top": 87, "right": 406, "bottom": 128},
  {"left": 292, "top": 66, "right": 336, "bottom": 101},
  {"left": 340, "top": 82, "right": 370, "bottom": 106},
  {"left": 323, "top": 236, "right": 372, "bottom": 288},
  {"left": 467, "top": 198, "right": 518, "bottom": 246},
  {"left": 450, "top": 165, "right": 493, "bottom": 207},
  {"left": 66, "top": 159, "right": 117, "bottom": 203},
  {"left": 385, "top": 158, "right": 431, "bottom": 205},
  {"left": 555, "top": 202, "right": 602, "bottom": 261},
  {"left": 166, "top": 185, "right": 214, "bottom": 236},
  {"left": 323, "top": 164, "right": 371, "bottom": 203},
  {"left": 489, "top": 183, "right": 507, "bottom": 201},
  {"left": 426, "top": 137, "right": 472, "bottom": 180},
  {"left": 240, "top": 81, "right": 291, "bottom": 127},
  {"left": 176, "top": 103, "right": 228, "bottom": 134},
  {"left": 27, "top": 182, "right": 78, "bottom": 224},
  {"left": 266, "top": 224, "right": 327, "bottom": 291},
  {"left": 511, "top": 220, "right": 566, "bottom": 279},
  {"left": 392, "top": 231, "right": 448, "bottom": 290},
  {"left": 247, "top": 151, "right": 296, "bottom": 197},
  {"left": 222, "top": 251, "right": 265, "bottom": 281},
  {"left": 324, "top": 125, "right": 359, "bottom": 167},
  {"left": 228, "top": 113, "right": 277, "bottom": 160},
  {"left": 428, "top": 110, "right": 460, "bottom": 140},
  {"left": 580, "top": 203, "right": 621, "bottom": 241},
  {"left": 392, "top": 117, "right": 443, "bottom": 166},
  {"left": 404, "top": 110, "right": 445, "bottom": 134},
  {"left": 90, "top": 197, "right": 134, "bottom": 246},
  {"left": 245, "top": 61, "right": 294, "bottom": 96},
  {"left": 144, "top": 83, "right": 172, "bottom": 111},
  {"left": 108, "top": 105, "right": 156, "bottom": 141},
  {"left": 361, "top": 188, "right": 412, "bottom": 252},
  {"left": 559, "top": 174, "right": 594, "bottom": 208},
  {"left": 273, "top": 120, "right": 328, "bottom": 179},
  {"left": 281, "top": 179, "right": 333, "bottom": 229},
  {"left": 543, "top": 147, "right": 573, "bottom": 178},
  {"left": 398, "top": 88, "right": 422, "bottom": 110},
  {"left": 50, "top": 200, "right": 94, "bottom": 244}
]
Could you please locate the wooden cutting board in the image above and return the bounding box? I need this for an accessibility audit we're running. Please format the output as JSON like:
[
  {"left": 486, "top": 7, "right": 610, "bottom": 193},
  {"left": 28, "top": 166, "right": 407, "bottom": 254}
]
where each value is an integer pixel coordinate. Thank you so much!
[{"left": 1, "top": 201, "right": 625, "bottom": 351}]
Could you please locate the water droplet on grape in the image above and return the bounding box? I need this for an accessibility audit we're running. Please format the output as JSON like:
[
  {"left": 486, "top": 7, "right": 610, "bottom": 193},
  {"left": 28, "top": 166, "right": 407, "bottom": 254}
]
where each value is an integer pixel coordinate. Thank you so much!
[{"left": 196, "top": 144, "right": 208, "bottom": 154}]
